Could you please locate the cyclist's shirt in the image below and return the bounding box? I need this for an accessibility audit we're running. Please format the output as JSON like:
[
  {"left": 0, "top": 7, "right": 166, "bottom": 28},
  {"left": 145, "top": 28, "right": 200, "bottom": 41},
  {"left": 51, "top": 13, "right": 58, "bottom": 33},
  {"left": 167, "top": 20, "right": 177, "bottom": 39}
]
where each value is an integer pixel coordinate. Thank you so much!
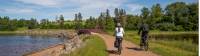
[
  {"left": 139, "top": 24, "right": 149, "bottom": 34},
  {"left": 115, "top": 27, "right": 124, "bottom": 38}
]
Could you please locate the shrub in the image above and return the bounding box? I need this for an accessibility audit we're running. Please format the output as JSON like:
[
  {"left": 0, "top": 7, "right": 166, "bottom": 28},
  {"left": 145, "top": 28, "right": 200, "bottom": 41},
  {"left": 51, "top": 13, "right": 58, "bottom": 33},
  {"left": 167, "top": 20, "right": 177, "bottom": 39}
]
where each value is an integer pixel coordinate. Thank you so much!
[
  {"left": 155, "top": 23, "right": 176, "bottom": 31},
  {"left": 149, "top": 33, "right": 198, "bottom": 44}
]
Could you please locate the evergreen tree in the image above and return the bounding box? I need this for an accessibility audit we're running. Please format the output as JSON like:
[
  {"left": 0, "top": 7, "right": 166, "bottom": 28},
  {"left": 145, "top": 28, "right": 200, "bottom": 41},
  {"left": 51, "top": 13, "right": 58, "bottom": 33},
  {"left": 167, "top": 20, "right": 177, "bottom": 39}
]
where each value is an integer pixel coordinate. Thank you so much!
[
  {"left": 105, "top": 9, "right": 115, "bottom": 30},
  {"left": 59, "top": 15, "right": 64, "bottom": 29},
  {"left": 114, "top": 8, "right": 126, "bottom": 27},
  {"left": 74, "top": 12, "right": 83, "bottom": 30},
  {"left": 28, "top": 18, "right": 38, "bottom": 29},
  {"left": 97, "top": 13, "right": 105, "bottom": 30}
]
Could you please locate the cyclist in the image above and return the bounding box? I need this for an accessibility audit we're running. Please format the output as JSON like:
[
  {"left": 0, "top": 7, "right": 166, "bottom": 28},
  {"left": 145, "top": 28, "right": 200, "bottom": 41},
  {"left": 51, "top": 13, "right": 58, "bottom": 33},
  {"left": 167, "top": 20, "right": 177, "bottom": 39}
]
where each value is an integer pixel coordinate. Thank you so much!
[
  {"left": 114, "top": 23, "right": 124, "bottom": 54},
  {"left": 138, "top": 22, "right": 149, "bottom": 51}
]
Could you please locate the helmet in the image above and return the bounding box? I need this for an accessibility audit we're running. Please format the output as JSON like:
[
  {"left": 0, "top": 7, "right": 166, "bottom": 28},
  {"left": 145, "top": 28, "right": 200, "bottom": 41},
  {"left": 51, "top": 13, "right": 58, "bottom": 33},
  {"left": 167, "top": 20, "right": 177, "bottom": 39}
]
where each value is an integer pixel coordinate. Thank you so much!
[{"left": 117, "top": 23, "right": 121, "bottom": 27}]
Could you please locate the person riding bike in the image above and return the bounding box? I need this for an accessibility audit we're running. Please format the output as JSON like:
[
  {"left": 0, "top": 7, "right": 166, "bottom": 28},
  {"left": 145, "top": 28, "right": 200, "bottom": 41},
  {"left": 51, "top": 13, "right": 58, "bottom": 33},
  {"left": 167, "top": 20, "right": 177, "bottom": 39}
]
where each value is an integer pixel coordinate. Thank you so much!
[
  {"left": 114, "top": 23, "right": 124, "bottom": 54},
  {"left": 138, "top": 22, "right": 149, "bottom": 51}
]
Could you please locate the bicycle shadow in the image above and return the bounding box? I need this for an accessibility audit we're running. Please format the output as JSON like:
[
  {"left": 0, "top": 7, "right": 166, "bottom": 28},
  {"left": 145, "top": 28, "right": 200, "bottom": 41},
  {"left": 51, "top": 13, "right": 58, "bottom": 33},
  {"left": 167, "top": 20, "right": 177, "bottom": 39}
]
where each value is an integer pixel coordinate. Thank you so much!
[
  {"left": 105, "top": 50, "right": 118, "bottom": 54},
  {"left": 126, "top": 47, "right": 143, "bottom": 51}
]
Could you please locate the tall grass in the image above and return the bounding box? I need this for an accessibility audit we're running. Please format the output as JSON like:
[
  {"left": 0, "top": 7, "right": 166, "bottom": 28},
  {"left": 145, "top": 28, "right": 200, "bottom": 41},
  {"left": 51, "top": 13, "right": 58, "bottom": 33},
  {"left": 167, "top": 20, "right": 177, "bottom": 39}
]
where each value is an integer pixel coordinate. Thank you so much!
[
  {"left": 149, "top": 32, "right": 198, "bottom": 44},
  {"left": 65, "top": 35, "right": 108, "bottom": 56}
]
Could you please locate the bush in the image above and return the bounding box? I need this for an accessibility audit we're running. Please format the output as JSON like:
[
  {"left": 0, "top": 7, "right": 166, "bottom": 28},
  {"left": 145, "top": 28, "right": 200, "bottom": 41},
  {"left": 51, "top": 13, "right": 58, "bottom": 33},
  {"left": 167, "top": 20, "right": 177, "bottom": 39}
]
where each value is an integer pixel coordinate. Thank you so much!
[
  {"left": 0, "top": 25, "right": 17, "bottom": 31},
  {"left": 149, "top": 32, "right": 198, "bottom": 44},
  {"left": 155, "top": 23, "right": 176, "bottom": 31},
  {"left": 174, "top": 25, "right": 185, "bottom": 31}
]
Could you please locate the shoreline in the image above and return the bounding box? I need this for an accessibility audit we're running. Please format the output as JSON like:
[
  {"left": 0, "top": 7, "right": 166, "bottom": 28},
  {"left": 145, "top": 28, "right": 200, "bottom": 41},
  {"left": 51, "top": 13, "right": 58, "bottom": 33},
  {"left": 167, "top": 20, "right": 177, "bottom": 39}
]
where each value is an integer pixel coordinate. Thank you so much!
[
  {"left": 23, "top": 44, "right": 65, "bottom": 56},
  {"left": 0, "top": 29, "right": 76, "bottom": 38},
  {"left": 0, "top": 29, "right": 79, "bottom": 56},
  {"left": 1, "top": 29, "right": 83, "bottom": 56}
]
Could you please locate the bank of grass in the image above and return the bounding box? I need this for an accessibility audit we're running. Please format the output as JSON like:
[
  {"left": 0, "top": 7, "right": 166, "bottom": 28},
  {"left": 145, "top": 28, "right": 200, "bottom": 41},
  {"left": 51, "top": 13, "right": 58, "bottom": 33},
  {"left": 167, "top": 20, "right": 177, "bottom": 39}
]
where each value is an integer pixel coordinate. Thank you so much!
[
  {"left": 65, "top": 35, "right": 108, "bottom": 56},
  {"left": 0, "top": 29, "right": 75, "bottom": 35},
  {"left": 0, "top": 31, "right": 19, "bottom": 35},
  {"left": 150, "top": 40, "right": 198, "bottom": 56},
  {"left": 107, "top": 30, "right": 198, "bottom": 56}
]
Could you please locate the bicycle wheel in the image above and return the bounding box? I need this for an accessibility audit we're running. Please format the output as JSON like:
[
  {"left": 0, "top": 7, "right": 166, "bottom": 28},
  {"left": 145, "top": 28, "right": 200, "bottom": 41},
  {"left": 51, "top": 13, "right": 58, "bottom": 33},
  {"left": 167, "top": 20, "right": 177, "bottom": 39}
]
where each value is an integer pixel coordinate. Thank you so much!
[
  {"left": 118, "top": 43, "right": 122, "bottom": 54},
  {"left": 144, "top": 40, "right": 148, "bottom": 51}
]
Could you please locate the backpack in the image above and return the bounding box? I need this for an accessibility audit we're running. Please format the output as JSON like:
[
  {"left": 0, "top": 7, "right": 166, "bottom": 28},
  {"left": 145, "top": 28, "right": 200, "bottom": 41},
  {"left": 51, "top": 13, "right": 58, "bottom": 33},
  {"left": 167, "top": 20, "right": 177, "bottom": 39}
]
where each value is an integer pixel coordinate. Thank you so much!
[{"left": 142, "top": 24, "right": 149, "bottom": 32}]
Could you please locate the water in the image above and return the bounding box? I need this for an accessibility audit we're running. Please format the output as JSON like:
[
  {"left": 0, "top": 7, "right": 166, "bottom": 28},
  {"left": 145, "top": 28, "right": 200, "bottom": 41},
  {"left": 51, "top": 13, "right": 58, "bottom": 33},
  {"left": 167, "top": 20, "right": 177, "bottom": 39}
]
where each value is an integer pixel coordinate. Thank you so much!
[{"left": 0, "top": 35, "right": 64, "bottom": 56}]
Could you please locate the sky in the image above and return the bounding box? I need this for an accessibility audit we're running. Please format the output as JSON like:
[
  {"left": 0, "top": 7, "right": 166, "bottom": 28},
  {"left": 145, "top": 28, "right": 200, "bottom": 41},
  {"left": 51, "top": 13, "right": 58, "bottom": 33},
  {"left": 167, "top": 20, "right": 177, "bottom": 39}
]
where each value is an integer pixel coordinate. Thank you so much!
[{"left": 0, "top": 0, "right": 198, "bottom": 20}]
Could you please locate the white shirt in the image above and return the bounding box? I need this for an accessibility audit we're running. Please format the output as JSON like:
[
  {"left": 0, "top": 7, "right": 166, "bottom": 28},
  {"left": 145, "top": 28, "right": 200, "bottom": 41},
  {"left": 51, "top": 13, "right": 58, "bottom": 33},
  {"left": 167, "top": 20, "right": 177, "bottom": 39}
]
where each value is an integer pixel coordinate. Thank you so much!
[{"left": 115, "top": 27, "right": 124, "bottom": 37}]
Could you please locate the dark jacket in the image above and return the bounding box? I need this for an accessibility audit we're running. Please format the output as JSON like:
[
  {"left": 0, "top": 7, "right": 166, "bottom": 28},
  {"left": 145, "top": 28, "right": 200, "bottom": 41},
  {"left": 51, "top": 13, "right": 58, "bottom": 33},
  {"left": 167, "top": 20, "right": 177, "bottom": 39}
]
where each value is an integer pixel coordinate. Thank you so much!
[{"left": 138, "top": 23, "right": 149, "bottom": 35}]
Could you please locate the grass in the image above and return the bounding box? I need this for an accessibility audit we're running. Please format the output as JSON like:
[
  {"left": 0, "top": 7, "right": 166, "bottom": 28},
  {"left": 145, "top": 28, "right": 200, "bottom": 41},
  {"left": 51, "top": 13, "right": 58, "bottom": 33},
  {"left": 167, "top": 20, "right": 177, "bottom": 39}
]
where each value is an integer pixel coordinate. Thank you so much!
[
  {"left": 149, "top": 42, "right": 196, "bottom": 56},
  {"left": 0, "top": 31, "right": 19, "bottom": 35},
  {"left": 17, "top": 27, "right": 28, "bottom": 30},
  {"left": 106, "top": 30, "right": 198, "bottom": 56},
  {"left": 150, "top": 40, "right": 198, "bottom": 56},
  {"left": 0, "top": 29, "right": 76, "bottom": 35},
  {"left": 151, "top": 40, "right": 198, "bottom": 52},
  {"left": 65, "top": 35, "right": 108, "bottom": 56}
]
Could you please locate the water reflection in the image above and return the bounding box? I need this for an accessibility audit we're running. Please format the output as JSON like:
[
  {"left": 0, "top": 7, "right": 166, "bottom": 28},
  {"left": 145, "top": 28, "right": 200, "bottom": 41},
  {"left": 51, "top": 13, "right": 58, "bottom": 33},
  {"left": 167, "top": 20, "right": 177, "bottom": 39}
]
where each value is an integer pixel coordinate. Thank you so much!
[{"left": 0, "top": 35, "right": 63, "bottom": 56}]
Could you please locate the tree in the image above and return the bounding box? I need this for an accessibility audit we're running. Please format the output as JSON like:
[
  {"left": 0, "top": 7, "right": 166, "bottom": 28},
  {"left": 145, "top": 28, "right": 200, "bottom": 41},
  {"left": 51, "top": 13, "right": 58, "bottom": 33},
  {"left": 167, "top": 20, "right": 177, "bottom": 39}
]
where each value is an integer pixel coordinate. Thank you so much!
[
  {"left": 97, "top": 13, "right": 106, "bottom": 30},
  {"left": 0, "top": 16, "right": 18, "bottom": 31},
  {"left": 40, "top": 19, "right": 50, "bottom": 29},
  {"left": 59, "top": 15, "right": 64, "bottom": 29},
  {"left": 17, "top": 19, "right": 26, "bottom": 27},
  {"left": 150, "top": 4, "right": 163, "bottom": 29},
  {"left": 78, "top": 12, "right": 82, "bottom": 23},
  {"left": 141, "top": 7, "right": 150, "bottom": 20},
  {"left": 114, "top": 8, "right": 119, "bottom": 19},
  {"left": 85, "top": 16, "right": 97, "bottom": 29},
  {"left": 105, "top": 17, "right": 115, "bottom": 30},
  {"left": 151, "top": 4, "right": 163, "bottom": 22},
  {"left": 74, "top": 14, "right": 78, "bottom": 29},
  {"left": 114, "top": 8, "right": 126, "bottom": 27},
  {"left": 165, "top": 2, "right": 190, "bottom": 30},
  {"left": 188, "top": 3, "right": 198, "bottom": 31},
  {"left": 105, "top": 9, "right": 115, "bottom": 30},
  {"left": 105, "top": 9, "right": 111, "bottom": 26},
  {"left": 140, "top": 7, "right": 150, "bottom": 30},
  {"left": 1, "top": 16, "right": 9, "bottom": 25},
  {"left": 148, "top": 4, "right": 163, "bottom": 30},
  {"left": 120, "top": 9, "right": 126, "bottom": 28},
  {"left": 0, "top": 2, "right": 198, "bottom": 31},
  {"left": 28, "top": 18, "right": 38, "bottom": 29},
  {"left": 126, "top": 15, "right": 140, "bottom": 30},
  {"left": 74, "top": 12, "right": 83, "bottom": 30}
]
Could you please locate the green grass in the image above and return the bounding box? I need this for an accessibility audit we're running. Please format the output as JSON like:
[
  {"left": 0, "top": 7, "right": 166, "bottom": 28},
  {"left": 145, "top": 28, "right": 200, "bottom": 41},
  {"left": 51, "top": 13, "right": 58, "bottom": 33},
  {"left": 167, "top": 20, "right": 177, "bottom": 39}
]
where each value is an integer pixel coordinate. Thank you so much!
[
  {"left": 65, "top": 35, "right": 108, "bottom": 56},
  {"left": 0, "top": 31, "right": 19, "bottom": 35},
  {"left": 149, "top": 42, "right": 196, "bottom": 56},
  {"left": 151, "top": 40, "right": 198, "bottom": 52},
  {"left": 106, "top": 30, "right": 198, "bottom": 56},
  {"left": 17, "top": 27, "right": 28, "bottom": 30},
  {"left": 149, "top": 40, "right": 198, "bottom": 56}
]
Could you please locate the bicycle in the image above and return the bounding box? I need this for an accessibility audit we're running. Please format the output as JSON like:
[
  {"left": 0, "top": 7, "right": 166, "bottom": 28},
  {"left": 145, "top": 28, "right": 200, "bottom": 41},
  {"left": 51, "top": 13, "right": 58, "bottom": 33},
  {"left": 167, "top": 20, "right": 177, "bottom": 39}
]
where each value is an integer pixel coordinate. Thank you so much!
[
  {"left": 140, "top": 37, "right": 149, "bottom": 51},
  {"left": 115, "top": 38, "right": 122, "bottom": 54}
]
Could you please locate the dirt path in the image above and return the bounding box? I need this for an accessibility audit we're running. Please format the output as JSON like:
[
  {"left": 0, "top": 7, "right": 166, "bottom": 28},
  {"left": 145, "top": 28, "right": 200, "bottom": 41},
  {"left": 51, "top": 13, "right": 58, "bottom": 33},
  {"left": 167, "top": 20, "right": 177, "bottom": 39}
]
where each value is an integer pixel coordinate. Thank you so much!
[{"left": 92, "top": 33, "right": 159, "bottom": 56}]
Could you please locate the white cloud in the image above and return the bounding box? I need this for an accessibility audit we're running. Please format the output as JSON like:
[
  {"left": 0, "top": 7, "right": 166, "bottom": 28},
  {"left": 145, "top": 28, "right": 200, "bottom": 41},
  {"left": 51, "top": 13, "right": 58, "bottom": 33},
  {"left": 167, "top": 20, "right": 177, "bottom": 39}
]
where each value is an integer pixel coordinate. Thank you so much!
[
  {"left": 0, "top": 8, "right": 35, "bottom": 14},
  {"left": 15, "top": 0, "right": 65, "bottom": 7},
  {"left": 126, "top": 4, "right": 143, "bottom": 13},
  {"left": 14, "top": 0, "right": 124, "bottom": 9},
  {"left": 63, "top": 0, "right": 128, "bottom": 18},
  {"left": 10, "top": 0, "right": 143, "bottom": 19}
]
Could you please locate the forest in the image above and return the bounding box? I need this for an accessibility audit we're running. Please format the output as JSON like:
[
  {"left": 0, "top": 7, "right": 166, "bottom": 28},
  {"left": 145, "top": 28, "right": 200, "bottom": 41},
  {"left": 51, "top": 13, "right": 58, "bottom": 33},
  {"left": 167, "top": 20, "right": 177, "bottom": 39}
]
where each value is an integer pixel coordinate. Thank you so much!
[{"left": 0, "top": 2, "right": 198, "bottom": 31}]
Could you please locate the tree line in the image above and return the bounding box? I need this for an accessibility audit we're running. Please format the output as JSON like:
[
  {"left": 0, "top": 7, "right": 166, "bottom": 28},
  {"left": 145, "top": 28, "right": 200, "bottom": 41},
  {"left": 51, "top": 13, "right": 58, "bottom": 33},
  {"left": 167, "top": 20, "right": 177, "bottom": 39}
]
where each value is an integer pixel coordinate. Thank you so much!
[{"left": 0, "top": 2, "right": 198, "bottom": 31}]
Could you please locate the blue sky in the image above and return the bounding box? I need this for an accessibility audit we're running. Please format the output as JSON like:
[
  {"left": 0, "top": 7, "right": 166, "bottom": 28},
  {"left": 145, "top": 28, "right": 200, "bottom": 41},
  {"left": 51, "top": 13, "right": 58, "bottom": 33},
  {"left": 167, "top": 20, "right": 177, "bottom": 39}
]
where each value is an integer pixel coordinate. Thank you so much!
[{"left": 0, "top": 0, "right": 197, "bottom": 20}]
